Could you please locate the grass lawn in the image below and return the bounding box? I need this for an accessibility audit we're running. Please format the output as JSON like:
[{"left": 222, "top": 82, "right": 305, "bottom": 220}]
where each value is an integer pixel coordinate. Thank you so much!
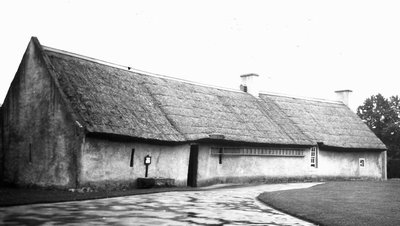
[{"left": 258, "top": 180, "right": 400, "bottom": 226}]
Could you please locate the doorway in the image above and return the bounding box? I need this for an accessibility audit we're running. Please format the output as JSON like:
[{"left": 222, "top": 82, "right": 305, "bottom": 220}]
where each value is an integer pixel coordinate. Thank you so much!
[{"left": 187, "top": 144, "right": 199, "bottom": 187}]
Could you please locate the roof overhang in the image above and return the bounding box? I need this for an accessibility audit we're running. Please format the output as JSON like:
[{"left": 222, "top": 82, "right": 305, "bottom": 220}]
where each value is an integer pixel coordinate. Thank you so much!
[
  {"left": 317, "top": 143, "right": 387, "bottom": 152},
  {"left": 195, "top": 138, "right": 314, "bottom": 148},
  {"left": 86, "top": 131, "right": 315, "bottom": 148},
  {"left": 86, "top": 132, "right": 186, "bottom": 146}
]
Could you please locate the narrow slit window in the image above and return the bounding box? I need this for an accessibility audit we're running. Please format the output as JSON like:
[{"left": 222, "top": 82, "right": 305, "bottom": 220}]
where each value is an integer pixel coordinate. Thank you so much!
[
  {"left": 29, "top": 143, "right": 32, "bottom": 163},
  {"left": 219, "top": 148, "right": 223, "bottom": 164},
  {"left": 130, "top": 148, "right": 135, "bottom": 167}
]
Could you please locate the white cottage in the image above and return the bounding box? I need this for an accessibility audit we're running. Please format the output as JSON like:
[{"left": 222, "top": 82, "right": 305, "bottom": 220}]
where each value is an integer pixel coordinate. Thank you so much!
[{"left": 0, "top": 37, "right": 386, "bottom": 189}]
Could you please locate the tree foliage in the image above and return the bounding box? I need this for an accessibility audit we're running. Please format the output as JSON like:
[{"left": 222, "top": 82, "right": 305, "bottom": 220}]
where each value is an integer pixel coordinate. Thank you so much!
[{"left": 357, "top": 94, "right": 400, "bottom": 160}]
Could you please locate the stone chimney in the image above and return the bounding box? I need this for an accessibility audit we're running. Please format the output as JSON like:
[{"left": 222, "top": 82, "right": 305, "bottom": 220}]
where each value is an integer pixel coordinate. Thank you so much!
[
  {"left": 240, "top": 73, "right": 260, "bottom": 97},
  {"left": 335, "top": 90, "right": 352, "bottom": 106}
]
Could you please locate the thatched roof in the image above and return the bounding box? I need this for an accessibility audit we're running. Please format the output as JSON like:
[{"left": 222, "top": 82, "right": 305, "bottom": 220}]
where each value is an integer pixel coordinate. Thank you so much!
[
  {"left": 260, "top": 94, "right": 386, "bottom": 149},
  {"left": 38, "top": 41, "right": 385, "bottom": 150},
  {"left": 43, "top": 48, "right": 312, "bottom": 146}
]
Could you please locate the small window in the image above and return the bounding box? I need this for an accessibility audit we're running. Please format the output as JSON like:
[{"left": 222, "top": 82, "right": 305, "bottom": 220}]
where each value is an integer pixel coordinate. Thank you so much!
[
  {"left": 130, "top": 149, "right": 135, "bottom": 167},
  {"left": 310, "top": 147, "right": 318, "bottom": 168},
  {"left": 359, "top": 158, "right": 365, "bottom": 167}
]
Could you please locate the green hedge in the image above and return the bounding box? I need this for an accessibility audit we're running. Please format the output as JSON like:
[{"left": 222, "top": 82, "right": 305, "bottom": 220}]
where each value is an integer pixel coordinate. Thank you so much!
[{"left": 388, "top": 159, "right": 400, "bottom": 178}]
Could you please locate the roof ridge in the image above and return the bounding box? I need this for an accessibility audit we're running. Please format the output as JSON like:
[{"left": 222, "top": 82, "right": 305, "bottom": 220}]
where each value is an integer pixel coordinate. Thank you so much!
[
  {"left": 260, "top": 91, "right": 343, "bottom": 105},
  {"left": 42, "top": 45, "right": 243, "bottom": 94}
]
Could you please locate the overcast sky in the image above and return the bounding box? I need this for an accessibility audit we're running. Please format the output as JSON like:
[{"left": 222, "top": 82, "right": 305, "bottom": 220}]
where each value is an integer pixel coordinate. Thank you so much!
[{"left": 1, "top": 0, "right": 399, "bottom": 111}]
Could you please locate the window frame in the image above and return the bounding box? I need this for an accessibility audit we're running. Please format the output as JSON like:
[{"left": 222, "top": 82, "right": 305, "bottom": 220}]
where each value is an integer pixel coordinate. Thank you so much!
[
  {"left": 359, "top": 158, "right": 365, "bottom": 167},
  {"left": 310, "top": 146, "right": 318, "bottom": 168}
]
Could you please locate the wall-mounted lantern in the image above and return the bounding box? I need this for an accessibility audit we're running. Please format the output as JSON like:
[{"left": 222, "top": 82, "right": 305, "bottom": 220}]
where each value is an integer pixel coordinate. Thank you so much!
[{"left": 144, "top": 155, "right": 152, "bottom": 177}]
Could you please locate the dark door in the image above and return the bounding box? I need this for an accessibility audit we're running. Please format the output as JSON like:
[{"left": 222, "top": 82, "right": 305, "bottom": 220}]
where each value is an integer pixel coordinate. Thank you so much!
[{"left": 187, "top": 144, "right": 199, "bottom": 187}]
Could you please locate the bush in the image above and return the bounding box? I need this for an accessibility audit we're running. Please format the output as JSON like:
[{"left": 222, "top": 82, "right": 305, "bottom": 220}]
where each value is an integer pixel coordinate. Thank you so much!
[{"left": 388, "top": 159, "right": 400, "bottom": 178}]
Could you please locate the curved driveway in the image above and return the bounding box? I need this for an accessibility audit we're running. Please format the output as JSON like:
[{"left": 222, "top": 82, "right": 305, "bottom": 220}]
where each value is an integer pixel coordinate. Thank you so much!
[{"left": 0, "top": 183, "right": 318, "bottom": 225}]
